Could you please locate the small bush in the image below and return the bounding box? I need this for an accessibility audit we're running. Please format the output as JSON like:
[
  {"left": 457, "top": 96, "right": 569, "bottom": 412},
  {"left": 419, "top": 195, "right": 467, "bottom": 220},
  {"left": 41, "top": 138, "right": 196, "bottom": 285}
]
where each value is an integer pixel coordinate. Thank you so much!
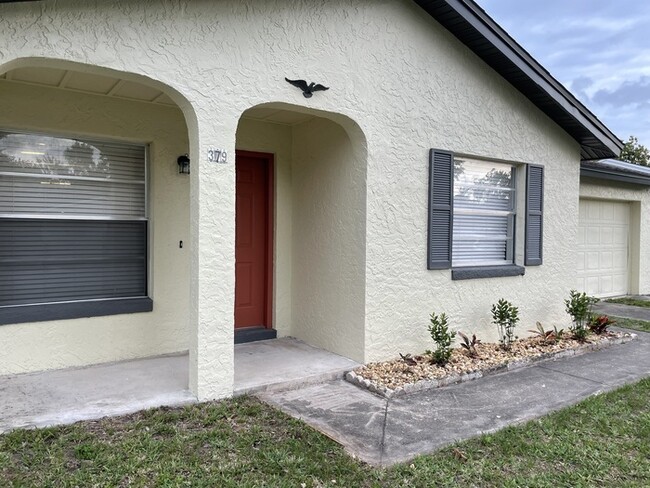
[
  {"left": 565, "top": 290, "right": 599, "bottom": 341},
  {"left": 572, "top": 326, "right": 589, "bottom": 341},
  {"left": 426, "top": 312, "right": 456, "bottom": 366},
  {"left": 491, "top": 298, "right": 519, "bottom": 350}
]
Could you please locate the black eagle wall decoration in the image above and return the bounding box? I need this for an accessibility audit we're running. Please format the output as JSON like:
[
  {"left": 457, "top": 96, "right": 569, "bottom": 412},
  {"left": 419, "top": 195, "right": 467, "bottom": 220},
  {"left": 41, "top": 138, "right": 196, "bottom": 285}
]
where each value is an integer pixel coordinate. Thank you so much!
[{"left": 285, "top": 78, "right": 329, "bottom": 98}]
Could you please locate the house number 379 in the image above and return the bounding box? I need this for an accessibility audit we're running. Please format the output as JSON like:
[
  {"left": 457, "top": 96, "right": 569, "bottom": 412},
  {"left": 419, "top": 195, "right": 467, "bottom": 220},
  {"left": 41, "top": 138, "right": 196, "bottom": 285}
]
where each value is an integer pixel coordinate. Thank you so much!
[{"left": 207, "top": 148, "right": 228, "bottom": 164}]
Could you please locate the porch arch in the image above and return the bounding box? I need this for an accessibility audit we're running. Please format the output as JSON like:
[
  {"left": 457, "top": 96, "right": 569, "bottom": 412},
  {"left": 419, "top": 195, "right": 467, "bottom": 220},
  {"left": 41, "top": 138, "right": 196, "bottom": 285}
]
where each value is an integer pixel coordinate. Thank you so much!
[
  {"left": 235, "top": 102, "right": 368, "bottom": 362},
  {"left": 0, "top": 57, "right": 200, "bottom": 393}
]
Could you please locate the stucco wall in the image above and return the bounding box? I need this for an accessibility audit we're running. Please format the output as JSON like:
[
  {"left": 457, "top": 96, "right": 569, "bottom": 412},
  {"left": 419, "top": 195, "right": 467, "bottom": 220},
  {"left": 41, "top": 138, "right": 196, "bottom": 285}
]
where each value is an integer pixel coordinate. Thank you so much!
[
  {"left": 359, "top": 2, "right": 581, "bottom": 360},
  {"left": 0, "top": 0, "right": 587, "bottom": 396},
  {"left": 292, "top": 117, "right": 366, "bottom": 362},
  {"left": 580, "top": 178, "right": 650, "bottom": 295},
  {"left": 0, "top": 81, "right": 190, "bottom": 375}
]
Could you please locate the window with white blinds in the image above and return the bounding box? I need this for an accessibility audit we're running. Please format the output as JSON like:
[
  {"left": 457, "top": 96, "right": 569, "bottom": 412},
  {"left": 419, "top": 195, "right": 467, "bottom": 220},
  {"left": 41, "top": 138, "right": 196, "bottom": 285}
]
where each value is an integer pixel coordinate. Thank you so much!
[
  {"left": 0, "top": 132, "right": 145, "bottom": 219},
  {"left": 452, "top": 158, "right": 516, "bottom": 267},
  {"left": 0, "top": 130, "right": 148, "bottom": 308}
]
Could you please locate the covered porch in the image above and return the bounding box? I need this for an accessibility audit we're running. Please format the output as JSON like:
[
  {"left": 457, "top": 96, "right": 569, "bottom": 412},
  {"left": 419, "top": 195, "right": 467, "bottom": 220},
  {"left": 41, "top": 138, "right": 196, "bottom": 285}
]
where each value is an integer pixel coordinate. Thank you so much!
[
  {"left": 0, "top": 58, "right": 367, "bottom": 402},
  {"left": 0, "top": 338, "right": 359, "bottom": 434}
]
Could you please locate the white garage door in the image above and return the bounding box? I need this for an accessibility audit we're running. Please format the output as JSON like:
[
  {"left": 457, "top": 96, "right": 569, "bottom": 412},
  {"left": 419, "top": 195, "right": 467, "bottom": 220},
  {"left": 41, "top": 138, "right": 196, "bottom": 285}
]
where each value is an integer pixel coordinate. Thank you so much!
[{"left": 576, "top": 199, "right": 629, "bottom": 297}]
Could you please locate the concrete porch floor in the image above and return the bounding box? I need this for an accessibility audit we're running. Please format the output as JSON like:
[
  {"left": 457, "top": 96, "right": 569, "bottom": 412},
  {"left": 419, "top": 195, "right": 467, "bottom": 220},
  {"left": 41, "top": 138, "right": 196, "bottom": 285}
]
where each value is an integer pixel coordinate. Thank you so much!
[
  {"left": 234, "top": 337, "right": 359, "bottom": 395},
  {"left": 0, "top": 337, "right": 359, "bottom": 434}
]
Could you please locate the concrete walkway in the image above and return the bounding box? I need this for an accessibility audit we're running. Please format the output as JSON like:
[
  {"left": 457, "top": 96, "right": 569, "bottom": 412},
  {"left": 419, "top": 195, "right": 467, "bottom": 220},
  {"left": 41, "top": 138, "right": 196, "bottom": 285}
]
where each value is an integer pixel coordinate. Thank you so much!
[{"left": 260, "top": 328, "right": 650, "bottom": 466}]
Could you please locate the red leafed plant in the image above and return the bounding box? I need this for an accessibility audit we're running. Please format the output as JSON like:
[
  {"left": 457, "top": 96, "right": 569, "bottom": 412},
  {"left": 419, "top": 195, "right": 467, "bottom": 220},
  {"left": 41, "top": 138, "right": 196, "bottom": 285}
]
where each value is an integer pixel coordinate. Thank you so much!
[
  {"left": 588, "top": 315, "right": 615, "bottom": 335},
  {"left": 458, "top": 331, "right": 481, "bottom": 358},
  {"left": 528, "top": 322, "right": 564, "bottom": 344}
]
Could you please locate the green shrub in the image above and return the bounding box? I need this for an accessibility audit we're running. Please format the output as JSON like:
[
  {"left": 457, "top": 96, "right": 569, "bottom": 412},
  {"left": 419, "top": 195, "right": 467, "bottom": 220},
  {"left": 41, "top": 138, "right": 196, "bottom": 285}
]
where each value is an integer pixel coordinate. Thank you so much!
[
  {"left": 426, "top": 312, "right": 456, "bottom": 366},
  {"left": 565, "top": 290, "right": 598, "bottom": 341},
  {"left": 491, "top": 298, "right": 519, "bottom": 350}
]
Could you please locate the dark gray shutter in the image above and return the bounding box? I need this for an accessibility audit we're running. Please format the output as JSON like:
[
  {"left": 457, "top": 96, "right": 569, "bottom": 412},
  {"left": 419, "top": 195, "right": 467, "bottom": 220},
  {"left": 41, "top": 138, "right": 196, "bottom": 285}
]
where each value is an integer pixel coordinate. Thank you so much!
[
  {"left": 428, "top": 149, "right": 454, "bottom": 269},
  {"left": 525, "top": 165, "right": 544, "bottom": 266},
  {"left": 0, "top": 219, "right": 147, "bottom": 306}
]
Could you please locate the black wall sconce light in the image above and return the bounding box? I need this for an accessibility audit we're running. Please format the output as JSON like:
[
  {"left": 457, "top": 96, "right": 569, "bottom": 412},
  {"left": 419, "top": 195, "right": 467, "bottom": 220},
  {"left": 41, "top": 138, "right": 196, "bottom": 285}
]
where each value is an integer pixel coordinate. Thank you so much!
[{"left": 177, "top": 154, "right": 190, "bottom": 174}]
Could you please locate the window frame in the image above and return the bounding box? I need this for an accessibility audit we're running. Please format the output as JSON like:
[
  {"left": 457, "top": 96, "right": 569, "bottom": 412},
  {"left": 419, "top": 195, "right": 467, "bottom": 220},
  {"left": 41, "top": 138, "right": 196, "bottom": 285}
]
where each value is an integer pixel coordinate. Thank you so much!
[
  {"left": 0, "top": 128, "right": 152, "bottom": 325},
  {"left": 451, "top": 157, "right": 518, "bottom": 268}
]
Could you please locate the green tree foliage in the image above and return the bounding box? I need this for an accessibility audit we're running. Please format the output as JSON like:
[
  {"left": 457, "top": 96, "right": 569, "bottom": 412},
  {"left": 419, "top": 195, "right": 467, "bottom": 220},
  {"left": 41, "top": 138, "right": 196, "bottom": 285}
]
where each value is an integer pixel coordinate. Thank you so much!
[{"left": 620, "top": 136, "right": 650, "bottom": 166}]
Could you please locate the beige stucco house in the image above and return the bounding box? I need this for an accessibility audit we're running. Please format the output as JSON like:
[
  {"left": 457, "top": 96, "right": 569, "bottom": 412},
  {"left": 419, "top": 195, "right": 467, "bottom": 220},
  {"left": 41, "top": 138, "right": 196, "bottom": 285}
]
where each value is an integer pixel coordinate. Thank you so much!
[{"left": 0, "top": 0, "right": 636, "bottom": 401}]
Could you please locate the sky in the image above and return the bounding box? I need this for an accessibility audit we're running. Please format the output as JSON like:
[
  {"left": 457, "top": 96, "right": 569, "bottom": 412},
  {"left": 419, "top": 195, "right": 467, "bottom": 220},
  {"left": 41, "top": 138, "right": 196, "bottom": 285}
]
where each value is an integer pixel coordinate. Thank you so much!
[{"left": 478, "top": 0, "right": 650, "bottom": 149}]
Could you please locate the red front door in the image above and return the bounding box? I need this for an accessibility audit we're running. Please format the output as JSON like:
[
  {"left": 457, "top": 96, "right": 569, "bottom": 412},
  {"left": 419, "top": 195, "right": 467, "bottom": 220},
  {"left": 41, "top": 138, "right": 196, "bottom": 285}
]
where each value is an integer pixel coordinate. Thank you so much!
[{"left": 235, "top": 152, "right": 272, "bottom": 329}]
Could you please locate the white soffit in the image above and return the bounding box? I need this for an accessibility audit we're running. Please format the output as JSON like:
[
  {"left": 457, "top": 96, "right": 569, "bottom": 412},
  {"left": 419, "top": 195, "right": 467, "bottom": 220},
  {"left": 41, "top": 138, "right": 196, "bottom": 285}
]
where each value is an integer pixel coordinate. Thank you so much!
[
  {"left": 243, "top": 107, "right": 315, "bottom": 126},
  {"left": 6, "top": 66, "right": 66, "bottom": 86},
  {"left": 2, "top": 68, "right": 314, "bottom": 118},
  {"left": 0, "top": 67, "right": 178, "bottom": 108},
  {"left": 64, "top": 71, "right": 119, "bottom": 94},
  {"left": 111, "top": 80, "right": 164, "bottom": 102}
]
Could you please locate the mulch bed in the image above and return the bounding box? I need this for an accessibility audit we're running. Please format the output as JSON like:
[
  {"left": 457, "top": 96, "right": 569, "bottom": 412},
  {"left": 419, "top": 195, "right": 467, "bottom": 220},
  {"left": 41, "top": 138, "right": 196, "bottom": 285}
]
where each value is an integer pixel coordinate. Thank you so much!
[{"left": 346, "top": 331, "right": 636, "bottom": 398}]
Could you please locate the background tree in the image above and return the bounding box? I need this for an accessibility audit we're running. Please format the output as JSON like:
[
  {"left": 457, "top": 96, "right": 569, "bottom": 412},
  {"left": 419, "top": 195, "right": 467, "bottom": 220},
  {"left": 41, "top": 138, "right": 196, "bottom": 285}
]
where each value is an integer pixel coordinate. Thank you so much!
[{"left": 619, "top": 136, "right": 649, "bottom": 166}]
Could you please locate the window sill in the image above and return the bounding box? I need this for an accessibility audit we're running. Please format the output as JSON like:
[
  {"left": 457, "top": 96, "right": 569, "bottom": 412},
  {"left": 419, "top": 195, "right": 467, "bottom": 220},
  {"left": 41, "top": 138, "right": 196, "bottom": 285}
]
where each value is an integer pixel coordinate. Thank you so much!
[
  {"left": 0, "top": 297, "right": 153, "bottom": 326},
  {"left": 451, "top": 265, "right": 525, "bottom": 281}
]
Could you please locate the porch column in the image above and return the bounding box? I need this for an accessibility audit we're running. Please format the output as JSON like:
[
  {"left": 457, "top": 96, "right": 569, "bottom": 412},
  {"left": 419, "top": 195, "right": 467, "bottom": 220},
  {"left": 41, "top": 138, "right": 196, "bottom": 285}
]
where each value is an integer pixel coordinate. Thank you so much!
[{"left": 188, "top": 113, "right": 238, "bottom": 401}]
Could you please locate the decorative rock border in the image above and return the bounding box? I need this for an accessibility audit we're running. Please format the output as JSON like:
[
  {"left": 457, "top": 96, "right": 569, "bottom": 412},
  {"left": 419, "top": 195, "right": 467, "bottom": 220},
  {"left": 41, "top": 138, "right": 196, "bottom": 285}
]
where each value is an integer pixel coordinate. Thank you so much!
[{"left": 345, "top": 333, "right": 637, "bottom": 399}]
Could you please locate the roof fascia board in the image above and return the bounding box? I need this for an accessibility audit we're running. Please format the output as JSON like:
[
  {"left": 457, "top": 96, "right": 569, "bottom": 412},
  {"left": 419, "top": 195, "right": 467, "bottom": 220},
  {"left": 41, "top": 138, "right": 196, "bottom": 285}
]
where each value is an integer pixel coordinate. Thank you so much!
[{"left": 581, "top": 167, "right": 650, "bottom": 187}]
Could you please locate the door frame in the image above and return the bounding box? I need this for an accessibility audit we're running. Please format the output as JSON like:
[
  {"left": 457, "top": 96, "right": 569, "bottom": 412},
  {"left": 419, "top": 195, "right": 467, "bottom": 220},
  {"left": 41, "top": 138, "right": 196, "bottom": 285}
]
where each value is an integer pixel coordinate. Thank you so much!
[{"left": 235, "top": 150, "right": 274, "bottom": 329}]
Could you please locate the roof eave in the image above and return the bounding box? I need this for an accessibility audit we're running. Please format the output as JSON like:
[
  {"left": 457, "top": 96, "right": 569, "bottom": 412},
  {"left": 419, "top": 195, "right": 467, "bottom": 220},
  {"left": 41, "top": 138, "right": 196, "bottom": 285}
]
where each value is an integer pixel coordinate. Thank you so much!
[
  {"left": 414, "top": 0, "right": 622, "bottom": 161},
  {"left": 580, "top": 165, "right": 650, "bottom": 187}
]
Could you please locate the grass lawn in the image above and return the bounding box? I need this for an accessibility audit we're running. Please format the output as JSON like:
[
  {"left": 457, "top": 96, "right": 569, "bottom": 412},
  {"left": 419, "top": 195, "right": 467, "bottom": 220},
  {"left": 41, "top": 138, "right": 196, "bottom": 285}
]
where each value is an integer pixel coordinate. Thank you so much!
[
  {"left": 611, "top": 316, "right": 650, "bottom": 333},
  {"left": 2, "top": 379, "right": 650, "bottom": 487},
  {"left": 605, "top": 297, "right": 650, "bottom": 308}
]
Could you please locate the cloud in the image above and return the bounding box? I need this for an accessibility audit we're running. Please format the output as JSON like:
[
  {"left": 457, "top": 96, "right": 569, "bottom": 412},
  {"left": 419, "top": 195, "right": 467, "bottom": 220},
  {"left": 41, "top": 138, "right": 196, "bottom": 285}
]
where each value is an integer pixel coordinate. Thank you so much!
[
  {"left": 479, "top": 0, "right": 650, "bottom": 146},
  {"left": 592, "top": 76, "right": 650, "bottom": 107},
  {"left": 570, "top": 76, "right": 594, "bottom": 102}
]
